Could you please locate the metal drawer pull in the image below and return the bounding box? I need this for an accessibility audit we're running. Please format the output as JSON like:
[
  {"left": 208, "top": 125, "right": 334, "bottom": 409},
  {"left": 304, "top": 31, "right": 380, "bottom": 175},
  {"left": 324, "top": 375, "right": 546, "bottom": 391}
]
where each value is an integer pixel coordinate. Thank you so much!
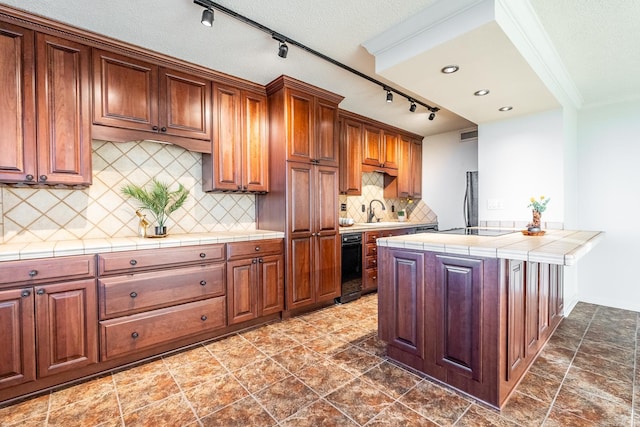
[
  {"left": 26, "top": 174, "right": 34, "bottom": 181},
  {"left": 258, "top": 258, "right": 264, "bottom": 263},
  {"left": 36, "top": 289, "right": 45, "bottom": 295},
  {"left": 130, "top": 292, "right": 138, "bottom": 298},
  {"left": 21, "top": 290, "right": 31, "bottom": 297},
  {"left": 255, "top": 246, "right": 260, "bottom": 251},
  {"left": 131, "top": 332, "right": 139, "bottom": 339},
  {"left": 201, "top": 315, "right": 207, "bottom": 321},
  {"left": 29, "top": 270, "right": 38, "bottom": 277},
  {"left": 200, "top": 280, "right": 207, "bottom": 286},
  {"left": 130, "top": 259, "right": 137, "bottom": 266},
  {"left": 200, "top": 253, "right": 206, "bottom": 258}
]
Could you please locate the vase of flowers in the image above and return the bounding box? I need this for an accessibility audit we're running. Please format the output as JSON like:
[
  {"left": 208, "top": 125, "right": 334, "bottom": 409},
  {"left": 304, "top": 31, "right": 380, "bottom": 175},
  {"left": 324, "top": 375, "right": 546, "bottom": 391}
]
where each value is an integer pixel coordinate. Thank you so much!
[{"left": 527, "top": 196, "right": 550, "bottom": 232}]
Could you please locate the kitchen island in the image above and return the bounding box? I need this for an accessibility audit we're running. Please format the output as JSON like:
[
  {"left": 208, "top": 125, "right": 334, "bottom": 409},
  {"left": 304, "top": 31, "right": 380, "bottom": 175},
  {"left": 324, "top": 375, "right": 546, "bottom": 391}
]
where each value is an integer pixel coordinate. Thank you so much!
[{"left": 376, "top": 228, "right": 602, "bottom": 408}]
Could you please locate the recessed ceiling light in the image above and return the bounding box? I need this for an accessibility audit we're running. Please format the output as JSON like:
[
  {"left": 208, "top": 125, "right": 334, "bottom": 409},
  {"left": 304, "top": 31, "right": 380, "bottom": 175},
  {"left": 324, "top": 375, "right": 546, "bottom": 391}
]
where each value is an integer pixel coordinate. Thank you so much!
[
  {"left": 499, "top": 106, "right": 513, "bottom": 112},
  {"left": 441, "top": 65, "right": 459, "bottom": 74},
  {"left": 474, "top": 89, "right": 490, "bottom": 96}
]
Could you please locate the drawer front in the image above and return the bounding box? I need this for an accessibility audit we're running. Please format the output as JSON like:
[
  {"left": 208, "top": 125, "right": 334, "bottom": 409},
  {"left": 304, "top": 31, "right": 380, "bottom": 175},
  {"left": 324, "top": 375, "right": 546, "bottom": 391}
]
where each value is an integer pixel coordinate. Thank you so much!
[
  {"left": 365, "top": 232, "right": 379, "bottom": 244},
  {"left": 100, "top": 296, "right": 226, "bottom": 360},
  {"left": 365, "top": 255, "right": 378, "bottom": 269},
  {"left": 226, "top": 239, "right": 283, "bottom": 261},
  {"left": 98, "top": 263, "right": 225, "bottom": 319},
  {"left": 364, "top": 267, "right": 378, "bottom": 291},
  {"left": 365, "top": 243, "right": 377, "bottom": 257},
  {"left": 0, "top": 255, "right": 95, "bottom": 287},
  {"left": 98, "top": 244, "right": 225, "bottom": 275}
]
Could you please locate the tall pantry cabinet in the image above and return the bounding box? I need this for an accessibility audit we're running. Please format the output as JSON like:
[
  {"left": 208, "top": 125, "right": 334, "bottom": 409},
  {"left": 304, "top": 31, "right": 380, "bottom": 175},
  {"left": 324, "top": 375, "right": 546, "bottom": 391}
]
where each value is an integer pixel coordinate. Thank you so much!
[{"left": 257, "top": 76, "right": 344, "bottom": 312}]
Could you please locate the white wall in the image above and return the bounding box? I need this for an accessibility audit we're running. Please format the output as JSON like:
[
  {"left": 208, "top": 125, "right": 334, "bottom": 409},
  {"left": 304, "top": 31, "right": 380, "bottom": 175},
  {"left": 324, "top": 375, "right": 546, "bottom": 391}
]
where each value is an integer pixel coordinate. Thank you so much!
[
  {"left": 422, "top": 129, "right": 478, "bottom": 230},
  {"left": 576, "top": 99, "right": 640, "bottom": 312},
  {"left": 478, "top": 109, "right": 565, "bottom": 227}
]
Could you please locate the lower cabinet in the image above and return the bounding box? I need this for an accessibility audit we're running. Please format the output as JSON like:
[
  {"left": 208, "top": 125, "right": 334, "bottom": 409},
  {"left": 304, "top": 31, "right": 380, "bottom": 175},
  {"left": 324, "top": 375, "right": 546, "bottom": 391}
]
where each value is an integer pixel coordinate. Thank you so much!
[
  {"left": 378, "top": 247, "right": 564, "bottom": 408},
  {"left": 226, "top": 240, "right": 284, "bottom": 325},
  {"left": 363, "top": 227, "right": 416, "bottom": 293}
]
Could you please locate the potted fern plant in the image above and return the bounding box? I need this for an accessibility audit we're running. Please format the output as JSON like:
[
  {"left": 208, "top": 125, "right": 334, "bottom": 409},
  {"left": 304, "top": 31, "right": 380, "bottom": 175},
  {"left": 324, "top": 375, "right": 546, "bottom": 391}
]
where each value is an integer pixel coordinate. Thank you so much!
[{"left": 121, "top": 179, "right": 189, "bottom": 236}]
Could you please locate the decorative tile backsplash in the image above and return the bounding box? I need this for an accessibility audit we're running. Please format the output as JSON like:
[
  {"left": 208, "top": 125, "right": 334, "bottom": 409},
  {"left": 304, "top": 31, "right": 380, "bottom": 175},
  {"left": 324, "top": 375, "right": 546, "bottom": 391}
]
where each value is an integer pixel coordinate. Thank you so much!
[
  {"left": 0, "top": 140, "right": 256, "bottom": 244},
  {"left": 340, "top": 172, "right": 438, "bottom": 225}
]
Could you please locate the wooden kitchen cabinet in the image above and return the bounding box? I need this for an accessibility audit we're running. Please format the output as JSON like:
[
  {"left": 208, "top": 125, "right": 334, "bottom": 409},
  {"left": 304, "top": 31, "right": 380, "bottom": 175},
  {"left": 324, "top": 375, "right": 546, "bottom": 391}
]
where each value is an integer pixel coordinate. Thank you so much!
[
  {"left": 339, "top": 118, "right": 363, "bottom": 195},
  {"left": 362, "top": 126, "right": 399, "bottom": 171},
  {"left": 0, "top": 288, "right": 36, "bottom": 389},
  {"left": 226, "top": 240, "right": 284, "bottom": 325},
  {"left": 0, "top": 23, "right": 92, "bottom": 186},
  {"left": 395, "top": 136, "right": 423, "bottom": 198},
  {"left": 92, "top": 49, "right": 212, "bottom": 152},
  {"left": 202, "top": 83, "right": 269, "bottom": 192},
  {"left": 362, "top": 227, "right": 416, "bottom": 293}
]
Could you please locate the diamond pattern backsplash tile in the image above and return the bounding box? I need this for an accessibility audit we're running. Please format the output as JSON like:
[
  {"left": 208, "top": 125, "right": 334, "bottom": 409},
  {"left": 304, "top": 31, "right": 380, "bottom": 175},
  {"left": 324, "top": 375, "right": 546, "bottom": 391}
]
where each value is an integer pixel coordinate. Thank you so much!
[
  {"left": 0, "top": 140, "right": 256, "bottom": 244},
  {"left": 340, "top": 172, "right": 438, "bottom": 224}
]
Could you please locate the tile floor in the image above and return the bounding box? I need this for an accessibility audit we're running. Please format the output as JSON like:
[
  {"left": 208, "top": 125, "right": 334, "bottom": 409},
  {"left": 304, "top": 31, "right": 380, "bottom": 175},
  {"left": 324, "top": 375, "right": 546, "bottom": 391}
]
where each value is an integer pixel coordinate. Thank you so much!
[{"left": 1, "top": 294, "right": 638, "bottom": 426}]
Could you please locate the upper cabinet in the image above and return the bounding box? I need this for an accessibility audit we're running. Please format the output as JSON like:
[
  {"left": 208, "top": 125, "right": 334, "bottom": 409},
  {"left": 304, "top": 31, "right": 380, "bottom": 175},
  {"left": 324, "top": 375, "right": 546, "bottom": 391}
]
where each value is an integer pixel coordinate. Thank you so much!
[
  {"left": 92, "top": 49, "right": 212, "bottom": 153},
  {"left": 202, "top": 83, "right": 269, "bottom": 193},
  {"left": 339, "top": 118, "right": 363, "bottom": 195},
  {"left": 396, "top": 136, "right": 423, "bottom": 199},
  {"left": 362, "top": 126, "right": 398, "bottom": 172},
  {"left": 0, "top": 22, "right": 92, "bottom": 187},
  {"left": 267, "top": 76, "right": 342, "bottom": 166}
]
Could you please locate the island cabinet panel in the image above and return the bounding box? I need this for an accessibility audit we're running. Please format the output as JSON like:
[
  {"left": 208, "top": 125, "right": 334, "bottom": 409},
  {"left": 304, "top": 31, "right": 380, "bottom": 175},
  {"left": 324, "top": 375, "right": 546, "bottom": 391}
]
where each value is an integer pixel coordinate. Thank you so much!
[
  {"left": 0, "top": 288, "right": 36, "bottom": 389},
  {"left": 378, "top": 246, "right": 562, "bottom": 408}
]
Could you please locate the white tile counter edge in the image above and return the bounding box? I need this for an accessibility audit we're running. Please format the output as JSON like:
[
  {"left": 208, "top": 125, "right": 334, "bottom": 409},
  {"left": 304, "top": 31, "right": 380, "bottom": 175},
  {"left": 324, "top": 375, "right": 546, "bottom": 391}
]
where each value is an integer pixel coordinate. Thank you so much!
[
  {"left": 0, "top": 230, "right": 285, "bottom": 261},
  {"left": 377, "top": 229, "right": 604, "bottom": 266}
]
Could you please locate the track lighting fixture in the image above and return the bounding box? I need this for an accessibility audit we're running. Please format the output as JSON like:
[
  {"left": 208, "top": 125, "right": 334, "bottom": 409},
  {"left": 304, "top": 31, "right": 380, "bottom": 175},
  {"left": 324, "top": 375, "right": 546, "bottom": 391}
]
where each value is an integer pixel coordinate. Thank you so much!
[
  {"left": 428, "top": 112, "right": 436, "bottom": 121},
  {"left": 386, "top": 89, "right": 393, "bottom": 103},
  {"left": 409, "top": 99, "right": 417, "bottom": 112},
  {"left": 201, "top": 7, "right": 214, "bottom": 26},
  {"left": 278, "top": 41, "right": 288, "bottom": 58}
]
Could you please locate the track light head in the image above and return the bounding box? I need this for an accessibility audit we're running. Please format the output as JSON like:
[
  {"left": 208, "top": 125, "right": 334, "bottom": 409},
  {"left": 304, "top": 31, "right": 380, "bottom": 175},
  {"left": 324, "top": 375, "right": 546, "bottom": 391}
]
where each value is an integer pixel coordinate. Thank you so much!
[
  {"left": 201, "top": 8, "right": 214, "bottom": 26},
  {"left": 386, "top": 90, "right": 393, "bottom": 103},
  {"left": 409, "top": 100, "right": 417, "bottom": 112},
  {"left": 428, "top": 112, "right": 436, "bottom": 121},
  {"left": 278, "top": 41, "right": 288, "bottom": 58}
]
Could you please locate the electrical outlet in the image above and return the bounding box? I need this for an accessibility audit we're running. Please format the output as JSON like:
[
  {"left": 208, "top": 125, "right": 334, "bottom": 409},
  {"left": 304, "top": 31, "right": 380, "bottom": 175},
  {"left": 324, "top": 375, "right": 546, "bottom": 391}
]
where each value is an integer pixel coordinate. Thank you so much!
[
  {"left": 361, "top": 204, "right": 366, "bottom": 212},
  {"left": 340, "top": 203, "right": 347, "bottom": 212},
  {"left": 391, "top": 205, "right": 395, "bottom": 212}
]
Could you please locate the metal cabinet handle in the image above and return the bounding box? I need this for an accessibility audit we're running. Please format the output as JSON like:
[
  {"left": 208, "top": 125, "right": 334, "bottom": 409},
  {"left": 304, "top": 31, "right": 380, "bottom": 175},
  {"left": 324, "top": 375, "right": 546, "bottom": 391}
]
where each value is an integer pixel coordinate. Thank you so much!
[
  {"left": 258, "top": 258, "right": 264, "bottom": 263},
  {"left": 200, "top": 315, "right": 207, "bottom": 321},
  {"left": 237, "top": 185, "right": 242, "bottom": 190},
  {"left": 252, "top": 259, "right": 257, "bottom": 264},
  {"left": 152, "top": 125, "right": 159, "bottom": 131},
  {"left": 130, "top": 292, "right": 138, "bottom": 298},
  {"left": 254, "top": 246, "right": 260, "bottom": 251},
  {"left": 200, "top": 253, "right": 206, "bottom": 258},
  {"left": 160, "top": 127, "right": 167, "bottom": 132},
  {"left": 130, "top": 259, "right": 137, "bottom": 266},
  {"left": 36, "top": 288, "right": 45, "bottom": 295},
  {"left": 131, "top": 332, "right": 139, "bottom": 339},
  {"left": 25, "top": 174, "right": 34, "bottom": 181},
  {"left": 39, "top": 175, "right": 47, "bottom": 182},
  {"left": 200, "top": 280, "right": 207, "bottom": 286},
  {"left": 21, "top": 290, "right": 31, "bottom": 297},
  {"left": 29, "top": 270, "right": 38, "bottom": 277}
]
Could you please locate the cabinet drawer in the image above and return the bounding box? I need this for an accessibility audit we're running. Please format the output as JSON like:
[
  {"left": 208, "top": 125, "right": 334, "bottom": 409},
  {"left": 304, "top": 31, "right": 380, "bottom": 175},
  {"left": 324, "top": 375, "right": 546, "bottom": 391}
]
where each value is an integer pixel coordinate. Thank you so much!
[
  {"left": 226, "top": 239, "right": 283, "bottom": 261},
  {"left": 364, "top": 268, "right": 378, "bottom": 290},
  {"left": 97, "top": 244, "right": 225, "bottom": 275},
  {"left": 365, "top": 255, "right": 378, "bottom": 269},
  {"left": 365, "top": 232, "right": 379, "bottom": 244},
  {"left": 365, "top": 243, "right": 377, "bottom": 257},
  {"left": 98, "top": 263, "right": 225, "bottom": 319},
  {"left": 99, "top": 296, "right": 226, "bottom": 360},
  {"left": 0, "top": 255, "right": 95, "bottom": 287}
]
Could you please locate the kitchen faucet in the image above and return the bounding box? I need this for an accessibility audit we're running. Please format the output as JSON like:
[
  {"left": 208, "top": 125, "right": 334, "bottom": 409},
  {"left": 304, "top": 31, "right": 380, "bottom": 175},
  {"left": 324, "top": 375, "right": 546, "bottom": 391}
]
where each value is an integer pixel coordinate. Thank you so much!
[{"left": 367, "top": 199, "right": 386, "bottom": 223}]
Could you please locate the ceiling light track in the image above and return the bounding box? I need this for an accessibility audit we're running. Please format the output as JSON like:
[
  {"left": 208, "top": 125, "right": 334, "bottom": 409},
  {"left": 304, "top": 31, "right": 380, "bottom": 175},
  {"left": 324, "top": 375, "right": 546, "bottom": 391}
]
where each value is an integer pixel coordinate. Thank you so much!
[{"left": 193, "top": 0, "right": 440, "bottom": 114}]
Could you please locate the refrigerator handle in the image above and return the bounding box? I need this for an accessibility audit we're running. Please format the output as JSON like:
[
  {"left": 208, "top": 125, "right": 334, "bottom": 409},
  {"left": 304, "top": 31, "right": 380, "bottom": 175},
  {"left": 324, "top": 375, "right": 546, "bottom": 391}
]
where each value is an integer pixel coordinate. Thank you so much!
[{"left": 463, "top": 188, "right": 469, "bottom": 227}]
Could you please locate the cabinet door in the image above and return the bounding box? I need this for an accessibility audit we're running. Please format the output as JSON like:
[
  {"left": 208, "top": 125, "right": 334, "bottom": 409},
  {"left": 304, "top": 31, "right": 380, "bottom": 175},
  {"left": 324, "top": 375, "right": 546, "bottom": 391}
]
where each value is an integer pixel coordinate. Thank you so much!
[
  {"left": 36, "top": 33, "right": 92, "bottom": 186},
  {"left": 315, "top": 98, "right": 339, "bottom": 166},
  {"left": 259, "top": 254, "right": 284, "bottom": 316},
  {"left": 432, "top": 255, "right": 484, "bottom": 381},
  {"left": 92, "top": 49, "right": 158, "bottom": 132},
  {"left": 0, "top": 288, "right": 36, "bottom": 389},
  {"left": 382, "top": 131, "right": 399, "bottom": 169},
  {"left": 227, "top": 258, "right": 258, "bottom": 325},
  {"left": 339, "top": 118, "right": 362, "bottom": 195},
  {"left": 362, "top": 125, "right": 382, "bottom": 166},
  {"left": 506, "top": 260, "right": 525, "bottom": 381},
  {"left": 397, "top": 137, "right": 411, "bottom": 198},
  {"left": 208, "top": 83, "right": 242, "bottom": 191},
  {"left": 315, "top": 233, "right": 340, "bottom": 302},
  {"left": 287, "top": 235, "right": 314, "bottom": 309},
  {"left": 537, "top": 263, "right": 551, "bottom": 339},
  {"left": 243, "top": 91, "right": 269, "bottom": 192},
  {"left": 288, "top": 162, "right": 313, "bottom": 234},
  {"left": 286, "top": 88, "right": 314, "bottom": 163},
  {"left": 525, "top": 262, "right": 540, "bottom": 356},
  {"left": 0, "top": 23, "right": 36, "bottom": 184},
  {"left": 159, "top": 67, "right": 211, "bottom": 140},
  {"left": 315, "top": 166, "right": 339, "bottom": 233},
  {"left": 549, "top": 264, "right": 564, "bottom": 328},
  {"left": 35, "top": 279, "right": 97, "bottom": 377},
  {"left": 410, "top": 140, "right": 423, "bottom": 198}
]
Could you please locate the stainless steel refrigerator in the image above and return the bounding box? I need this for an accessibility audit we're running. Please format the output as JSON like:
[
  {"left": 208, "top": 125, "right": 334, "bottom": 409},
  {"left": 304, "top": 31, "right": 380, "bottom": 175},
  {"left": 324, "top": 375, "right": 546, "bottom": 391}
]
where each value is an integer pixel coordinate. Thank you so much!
[{"left": 464, "top": 171, "right": 478, "bottom": 227}]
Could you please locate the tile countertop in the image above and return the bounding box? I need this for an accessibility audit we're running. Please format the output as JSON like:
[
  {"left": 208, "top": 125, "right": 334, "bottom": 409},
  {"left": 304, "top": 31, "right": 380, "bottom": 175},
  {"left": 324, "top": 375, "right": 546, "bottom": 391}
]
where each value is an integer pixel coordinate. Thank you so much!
[
  {"left": 338, "top": 221, "right": 438, "bottom": 234},
  {"left": 0, "top": 230, "right": 285, "bottom": 262},
  {"left": 376, "top": 228, "right": 604, "bottom": 266}
]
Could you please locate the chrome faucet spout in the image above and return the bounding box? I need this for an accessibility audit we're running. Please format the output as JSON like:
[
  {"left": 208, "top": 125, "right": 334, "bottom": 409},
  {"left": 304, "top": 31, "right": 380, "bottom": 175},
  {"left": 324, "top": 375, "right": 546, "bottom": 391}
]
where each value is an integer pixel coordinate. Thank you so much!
[{"left": 367, "top": 199, "right": 386, "bottom": 223}]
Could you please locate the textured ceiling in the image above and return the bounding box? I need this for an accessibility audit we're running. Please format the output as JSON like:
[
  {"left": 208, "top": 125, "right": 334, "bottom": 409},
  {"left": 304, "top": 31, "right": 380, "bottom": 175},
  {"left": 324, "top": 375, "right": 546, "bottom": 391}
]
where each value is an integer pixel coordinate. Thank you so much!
[{"left": 1, "top": 0, "right": 638, "bottom": 137}]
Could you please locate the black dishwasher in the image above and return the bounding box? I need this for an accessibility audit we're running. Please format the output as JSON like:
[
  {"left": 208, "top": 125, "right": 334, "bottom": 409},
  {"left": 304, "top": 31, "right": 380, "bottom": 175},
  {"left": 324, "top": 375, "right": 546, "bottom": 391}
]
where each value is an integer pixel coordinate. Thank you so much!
[{"left": 337, "top": 232, "right": 362, "bottom": 304}]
